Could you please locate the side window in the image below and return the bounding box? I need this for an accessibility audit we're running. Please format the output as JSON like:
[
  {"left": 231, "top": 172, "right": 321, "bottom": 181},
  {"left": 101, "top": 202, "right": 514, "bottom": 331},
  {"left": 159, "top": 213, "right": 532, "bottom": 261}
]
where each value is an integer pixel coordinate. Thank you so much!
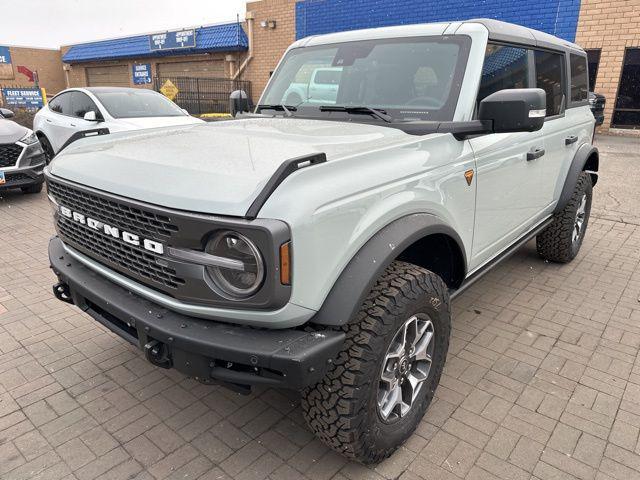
[
  {"left": 48, "top": 92, "right": 72, "bottom": 115},
  {"left": 71, "top": 92, "right": 98, "bottom": 118},
  {"left": 569, "top": 54, "right": 588, "bottom": 102},
  {"left": 478, "top": 44, "right": 529, "bottom": 103},
  {"left": 534, "top": 50, "right": 565, "bottom": 117}
]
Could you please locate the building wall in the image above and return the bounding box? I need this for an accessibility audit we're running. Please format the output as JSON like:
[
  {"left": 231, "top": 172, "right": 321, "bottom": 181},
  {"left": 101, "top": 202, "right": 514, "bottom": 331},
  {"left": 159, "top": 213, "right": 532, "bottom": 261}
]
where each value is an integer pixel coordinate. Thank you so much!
[
  {"left": 575, "top": 0, "right": 640, "bottom": 132},
  {"left": 242, "top": 0, "right": 297, "bottom": 100},
  {"left": 296, "top": 0, "right": 582, "bottom": 41},
  {"left": 62, "top": 50, "right": 234, "bottom": 90},
  {"left": 0, "top": 46, "right": 66, "bottom": 95}
]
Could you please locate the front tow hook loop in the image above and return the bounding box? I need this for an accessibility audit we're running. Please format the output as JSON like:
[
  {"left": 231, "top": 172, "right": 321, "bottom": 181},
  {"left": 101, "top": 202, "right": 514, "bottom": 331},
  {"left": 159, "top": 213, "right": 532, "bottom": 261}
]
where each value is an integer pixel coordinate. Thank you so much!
[
  {"left": 144, "top": 340, "right": 172, "bottom": 369},
  {"left": 53, "top": 282, "right": 73, "bottom": 304}
]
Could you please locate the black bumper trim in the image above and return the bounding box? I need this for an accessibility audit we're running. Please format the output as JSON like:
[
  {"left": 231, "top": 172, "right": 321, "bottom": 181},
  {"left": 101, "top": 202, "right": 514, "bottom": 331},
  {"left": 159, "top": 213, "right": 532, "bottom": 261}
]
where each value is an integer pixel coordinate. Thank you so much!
[
  {"left": 49, "top": 236, "right": 344, "bottom": 390},
  {"left": 0, "top": 164, "right": 44, "bottom": 189}
]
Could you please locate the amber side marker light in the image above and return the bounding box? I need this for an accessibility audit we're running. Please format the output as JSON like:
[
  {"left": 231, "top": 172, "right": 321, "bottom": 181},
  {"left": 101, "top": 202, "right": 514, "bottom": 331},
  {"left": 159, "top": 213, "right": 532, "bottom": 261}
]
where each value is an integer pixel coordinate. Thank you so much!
[{"left": 280, "top": 242, "right": 291, "bottom": 285}]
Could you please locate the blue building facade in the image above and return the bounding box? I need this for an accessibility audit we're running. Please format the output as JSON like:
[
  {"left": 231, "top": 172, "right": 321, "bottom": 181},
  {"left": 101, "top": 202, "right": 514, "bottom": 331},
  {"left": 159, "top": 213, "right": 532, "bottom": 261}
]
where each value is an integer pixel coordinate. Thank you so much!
[{"left": 295, "top": 0, "right": 582, "bottom": 42}]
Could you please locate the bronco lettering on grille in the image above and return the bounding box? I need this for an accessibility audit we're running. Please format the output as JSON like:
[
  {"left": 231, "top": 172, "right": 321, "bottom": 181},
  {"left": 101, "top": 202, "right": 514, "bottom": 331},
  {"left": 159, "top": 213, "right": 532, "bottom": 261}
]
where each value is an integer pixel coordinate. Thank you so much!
[{"left": 59, "top": 205, "right": 164, "bottom": 255}]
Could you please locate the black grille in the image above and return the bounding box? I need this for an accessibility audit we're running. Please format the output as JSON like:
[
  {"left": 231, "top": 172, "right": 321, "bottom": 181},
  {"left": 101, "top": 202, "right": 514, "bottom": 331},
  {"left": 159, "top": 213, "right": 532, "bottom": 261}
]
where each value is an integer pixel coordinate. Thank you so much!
[
  {"left": 2, "top": 172, "right": 31, "bottom": 184},
  {"left": 59, "top": 216, "right": 185, "bottom": 289},
  {"left": 0, "top": 143, "right": 23, "bottom": 168},
  {"left": 48, "top": 181, "right": 179, "bottom": 238},
  {"left": 48, "top": 180, "right": 184, "bottom": 290}
]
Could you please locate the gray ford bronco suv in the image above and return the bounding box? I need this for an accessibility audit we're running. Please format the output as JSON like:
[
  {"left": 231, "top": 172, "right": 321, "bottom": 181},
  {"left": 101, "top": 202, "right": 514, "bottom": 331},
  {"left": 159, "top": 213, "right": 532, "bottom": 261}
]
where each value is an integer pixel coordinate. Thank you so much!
[{"left": 47, "top": 19, "right": 598, "bottom": 463}]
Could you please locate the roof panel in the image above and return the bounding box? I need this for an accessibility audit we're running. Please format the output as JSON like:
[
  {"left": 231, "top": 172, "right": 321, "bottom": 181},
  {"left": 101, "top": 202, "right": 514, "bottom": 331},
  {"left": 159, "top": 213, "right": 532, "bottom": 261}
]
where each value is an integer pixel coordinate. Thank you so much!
[{"left": 63, "top": 23, "right": 248, "bottom": 63}]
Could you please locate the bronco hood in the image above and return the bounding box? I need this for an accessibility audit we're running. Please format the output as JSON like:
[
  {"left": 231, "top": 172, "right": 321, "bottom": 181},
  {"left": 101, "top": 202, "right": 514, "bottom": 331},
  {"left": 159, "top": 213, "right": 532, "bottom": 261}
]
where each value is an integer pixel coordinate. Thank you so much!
[{"left": 48, "top": 117, "right": 413, "bottom": 216}]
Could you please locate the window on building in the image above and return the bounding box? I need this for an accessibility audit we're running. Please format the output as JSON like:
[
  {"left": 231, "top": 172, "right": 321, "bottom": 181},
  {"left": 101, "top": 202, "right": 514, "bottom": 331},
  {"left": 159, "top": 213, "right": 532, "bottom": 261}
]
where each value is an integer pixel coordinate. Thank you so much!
[
  {"left": 612, "top": 48, "right": 640, "bottom": 129},
  {"left": 70, "top": 92, "right": 99, "bottom": 118},
  {"left": 586, "top": 49, "right": 601, "bottom": 91},
  {"left": 569, "top": 54, "right": 589, "bottom": 102},
  {"left": 477, "top": 44, "right": 530, "bottom": 103},
  {"left": 534, "top": 50, "right": 565, "bottom": 117},
  {"left": 48, "top": 92, "right": 72, "bottom": 115}
]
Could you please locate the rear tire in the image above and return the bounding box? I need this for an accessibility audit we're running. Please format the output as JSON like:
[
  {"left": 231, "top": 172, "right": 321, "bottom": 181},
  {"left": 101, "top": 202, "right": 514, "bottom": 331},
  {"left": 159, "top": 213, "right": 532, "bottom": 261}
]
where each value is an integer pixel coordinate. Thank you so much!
[
  {"left": 38, "top": 135, "right": 55, "bottom": 165},
  {"left": 21, "top": 182, "right": 43, "bottom": 194},
  {"left": 301, "top": 261, "right": 450, "bottom": 464},
  {"left": 536, "top": 171, "right": 592, "bottom": 263}
]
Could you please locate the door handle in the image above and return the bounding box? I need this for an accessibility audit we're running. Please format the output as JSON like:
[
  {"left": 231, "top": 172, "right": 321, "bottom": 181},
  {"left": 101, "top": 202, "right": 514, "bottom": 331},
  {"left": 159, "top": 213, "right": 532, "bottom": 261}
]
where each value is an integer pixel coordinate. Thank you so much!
[
  {"left": 70, "top": 123, "right": 76, "bottom": 127},
  {"left": 527, "top": 147, "right": 545, "bottom": 161},
  {"left": 565, "top": 135, "right": 578, "bottom": 145},
  {"left": 45, "top": 118, "right": 52, "bottom": 123}
]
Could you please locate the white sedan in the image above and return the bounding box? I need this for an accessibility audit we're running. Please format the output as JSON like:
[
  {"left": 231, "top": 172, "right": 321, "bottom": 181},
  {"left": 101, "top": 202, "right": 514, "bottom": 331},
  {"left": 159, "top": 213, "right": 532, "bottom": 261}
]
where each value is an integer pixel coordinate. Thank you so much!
[{"left": 33, "top": 87, "right": 203, "bottom": 162}]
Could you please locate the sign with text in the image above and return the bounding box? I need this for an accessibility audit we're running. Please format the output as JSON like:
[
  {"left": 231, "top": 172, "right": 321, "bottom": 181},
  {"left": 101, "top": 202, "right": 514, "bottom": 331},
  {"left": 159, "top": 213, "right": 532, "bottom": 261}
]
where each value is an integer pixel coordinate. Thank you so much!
[
  {"left": 159, "top": 79, "right": 179, "bottom": 101},
  {"left": 132, "top": 63, "right": 152, "bottom": 84},
  {"left": 0, "top": 46, "right": 13, "bottom": 79},
  {"left": 1, "top": 87, "right": 44, "bottom": 110},
  {"left": 149, "top": 29, "right": 196, "bottom": 51}
]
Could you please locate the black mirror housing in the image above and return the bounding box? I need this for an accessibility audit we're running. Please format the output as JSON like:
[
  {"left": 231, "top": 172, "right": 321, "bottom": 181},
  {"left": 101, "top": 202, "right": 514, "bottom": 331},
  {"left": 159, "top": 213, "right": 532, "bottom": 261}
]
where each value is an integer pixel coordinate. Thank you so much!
[
  {"left": 479, "top": 88, "right": 546, "bottom": 133},
  {"left": 229, "top": 90, "right": 253, "bottom": 117},
  {"left": 0, "top": 108, "right": 15, "bottom": 119}
]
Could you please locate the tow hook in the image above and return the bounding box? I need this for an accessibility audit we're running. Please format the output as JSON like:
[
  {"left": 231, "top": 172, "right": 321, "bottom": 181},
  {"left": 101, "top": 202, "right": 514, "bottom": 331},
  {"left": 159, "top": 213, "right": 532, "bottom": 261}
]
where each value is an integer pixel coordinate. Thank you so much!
[
  {"left": 53, "top": 282, "right": 73, "bottom": 304},
  {"left": 144, "top": 340, "right": 172, "bottom": 369}
]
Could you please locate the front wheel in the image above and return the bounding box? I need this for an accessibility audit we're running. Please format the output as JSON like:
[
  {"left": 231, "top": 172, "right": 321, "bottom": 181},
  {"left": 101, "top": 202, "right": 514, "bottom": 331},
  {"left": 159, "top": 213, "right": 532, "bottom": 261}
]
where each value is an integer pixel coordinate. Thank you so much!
[
  {"left": 301, "top": 261, "right": 450, "bottom": 464},
  {"left": 536, "top": 171, "right": 592, "bottom": 263}
]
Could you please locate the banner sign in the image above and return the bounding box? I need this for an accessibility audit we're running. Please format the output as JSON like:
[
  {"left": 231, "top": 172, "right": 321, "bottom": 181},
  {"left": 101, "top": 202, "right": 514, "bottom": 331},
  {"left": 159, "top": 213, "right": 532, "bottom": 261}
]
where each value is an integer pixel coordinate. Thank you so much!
[
  {"left": 149, "top": 29, "right": 196, "bottom": 51},
  {"left": 132, "top": 63, "right": 152, "bottom": 84},
  {"left": 0, "top": 46, "right": 11, "bottom": 64},
  {"left": 1, "top": 87, "right": 44, "bottom": 110}
]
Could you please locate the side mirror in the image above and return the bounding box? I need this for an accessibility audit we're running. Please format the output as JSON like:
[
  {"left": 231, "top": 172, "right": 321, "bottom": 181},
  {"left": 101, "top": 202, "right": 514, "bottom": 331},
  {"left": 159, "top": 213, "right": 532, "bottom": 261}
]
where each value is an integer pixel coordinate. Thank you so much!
[
  {"left": 0, "top": 108, "right": 15, "bottom": 119},
  {"left": 83, "top": 111, "right": 98, "bottom": 121},
  {"left": 229, "top": 90, "right": 253, "bottom": 117},
  {"left": 479, "top": 88, "right": 546, "bottom": 133}
]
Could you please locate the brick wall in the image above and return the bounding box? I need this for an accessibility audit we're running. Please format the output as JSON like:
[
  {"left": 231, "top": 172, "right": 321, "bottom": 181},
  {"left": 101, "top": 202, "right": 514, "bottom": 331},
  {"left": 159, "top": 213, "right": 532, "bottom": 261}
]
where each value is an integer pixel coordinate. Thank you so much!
[
  {"left": 61, "top": 48, "right": 232, "bottom": 90},
  {"left": 295, "top": 0, "right": 582, "bottom": 41},
  {"left": 242, "top": 0, "right": 297, "bottom": 101},
  {"left": 0, "top": 46, "right": 66, "bottom": 95},
  {"left": 575, "top": 0, "right": 640, "bottom": 132}
]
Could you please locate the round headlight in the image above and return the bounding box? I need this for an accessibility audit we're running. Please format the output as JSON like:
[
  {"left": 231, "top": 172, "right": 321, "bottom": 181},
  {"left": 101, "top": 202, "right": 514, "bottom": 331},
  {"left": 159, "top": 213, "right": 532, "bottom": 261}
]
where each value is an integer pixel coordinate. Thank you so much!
[{"left": 205, "top": 231, "right": 264, "bottom": 299}]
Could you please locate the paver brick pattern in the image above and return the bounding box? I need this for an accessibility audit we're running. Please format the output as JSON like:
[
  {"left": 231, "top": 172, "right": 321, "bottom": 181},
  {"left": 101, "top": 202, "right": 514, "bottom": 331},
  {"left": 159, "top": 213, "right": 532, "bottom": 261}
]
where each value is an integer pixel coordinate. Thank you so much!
[{"left": 1, "top": 135, "right": 639, "bottom": 479}]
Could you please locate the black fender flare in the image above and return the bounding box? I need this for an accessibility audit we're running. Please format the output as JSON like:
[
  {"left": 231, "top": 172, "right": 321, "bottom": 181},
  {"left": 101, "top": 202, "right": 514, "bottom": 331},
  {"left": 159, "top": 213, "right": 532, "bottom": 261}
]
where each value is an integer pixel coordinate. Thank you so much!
[
  {"left": 59, "top": 128, "right": 110, "bottom": 153},
  {"left": 554, "top": 143, "right": 598, "bottom": 214},
  {"left": 310, "top": 213, "right": 467, "bottom": 327}
]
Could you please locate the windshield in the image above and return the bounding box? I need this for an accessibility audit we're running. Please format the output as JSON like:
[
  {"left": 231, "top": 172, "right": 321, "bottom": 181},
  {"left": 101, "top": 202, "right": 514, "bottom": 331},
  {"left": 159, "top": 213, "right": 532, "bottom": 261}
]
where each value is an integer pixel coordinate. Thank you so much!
[
  {"left": 260, "top": 36, "right": 471, "bottom": 122},
  {"left": 93, "top": 89, "right": 186, "bottom": 118}
]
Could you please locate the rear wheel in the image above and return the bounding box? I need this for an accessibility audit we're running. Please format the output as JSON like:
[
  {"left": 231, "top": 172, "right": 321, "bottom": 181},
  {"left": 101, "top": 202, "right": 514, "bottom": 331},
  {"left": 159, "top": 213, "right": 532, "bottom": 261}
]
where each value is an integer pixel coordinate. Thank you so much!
[
  {"left": 38, "top": 135, "right": 55, "bottom": 165},
  {"left": 301, "top": 261, "right": 450, "bottom": 464},
  {"left": 536, "top": 171, "right": 592, "bottom": 263}
]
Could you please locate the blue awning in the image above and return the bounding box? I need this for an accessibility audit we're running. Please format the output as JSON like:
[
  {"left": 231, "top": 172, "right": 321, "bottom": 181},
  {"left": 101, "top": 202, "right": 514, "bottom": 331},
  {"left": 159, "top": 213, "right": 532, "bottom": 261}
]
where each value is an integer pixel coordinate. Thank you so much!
[{"left": 63, "top": 23, "right": 248, "bottom": 63}]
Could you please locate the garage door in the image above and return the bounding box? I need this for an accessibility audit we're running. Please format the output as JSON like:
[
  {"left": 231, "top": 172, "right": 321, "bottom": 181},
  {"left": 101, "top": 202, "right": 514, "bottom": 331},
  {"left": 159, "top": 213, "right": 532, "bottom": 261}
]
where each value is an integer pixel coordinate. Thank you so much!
[
  {"left": 86, "top": 65, "right": 130, "bottom": 87},
  {"left": 157, "top": 60, "right": 224, "bottom": 78}
]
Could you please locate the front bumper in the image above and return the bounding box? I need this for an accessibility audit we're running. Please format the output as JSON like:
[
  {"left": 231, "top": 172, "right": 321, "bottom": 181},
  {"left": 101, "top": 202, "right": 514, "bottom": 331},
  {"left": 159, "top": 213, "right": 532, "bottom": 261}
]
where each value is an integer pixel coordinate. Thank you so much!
[
  {"left": 0, "top": 163, "right": 45, "bottom": 189},
  {"left": 49, "top": 237, "right": 344, "bottom": 391}
]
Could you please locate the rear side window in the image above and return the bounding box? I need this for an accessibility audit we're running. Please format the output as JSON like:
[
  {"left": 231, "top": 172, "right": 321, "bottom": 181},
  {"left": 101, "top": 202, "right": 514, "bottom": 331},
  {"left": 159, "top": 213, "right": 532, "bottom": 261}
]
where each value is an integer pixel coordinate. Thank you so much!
[
  {"left": 478, "top": 45, "right": 530, "bottom": 102},
  {"left": 569, "top": 54, "right": 588, "bottom": 102},
  {"left": 49, "top": 92, "right": 72, "bottom": 115},
  {"left": 534, "top": 50, "right": 565, "bottom": 116},
  {"left": 70, "top": 92, "right": 98, "bottom": 118}
]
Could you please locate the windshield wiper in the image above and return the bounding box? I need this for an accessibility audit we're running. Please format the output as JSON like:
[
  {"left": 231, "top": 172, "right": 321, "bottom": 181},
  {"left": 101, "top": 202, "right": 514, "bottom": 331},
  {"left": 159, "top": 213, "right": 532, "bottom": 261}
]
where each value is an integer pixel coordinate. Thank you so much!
[
  {"left": 318, "top": 105, "right": 392, "bottom": 123},
  {"left": 257, "top": 104, "right": 296, "bottom": 117}
]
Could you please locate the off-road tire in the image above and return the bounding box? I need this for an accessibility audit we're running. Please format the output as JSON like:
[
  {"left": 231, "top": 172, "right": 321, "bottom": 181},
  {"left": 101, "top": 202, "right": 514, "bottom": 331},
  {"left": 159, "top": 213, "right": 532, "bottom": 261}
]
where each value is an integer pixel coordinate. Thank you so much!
[
  {"left": 536, "top": 171, "right": 592, "bottom": 263},
  {"left": 301, "top": 261, "right": 451, "bottom": 464},
  {"left": 21, "top": 182, "right": 43, "bottom": 194}
]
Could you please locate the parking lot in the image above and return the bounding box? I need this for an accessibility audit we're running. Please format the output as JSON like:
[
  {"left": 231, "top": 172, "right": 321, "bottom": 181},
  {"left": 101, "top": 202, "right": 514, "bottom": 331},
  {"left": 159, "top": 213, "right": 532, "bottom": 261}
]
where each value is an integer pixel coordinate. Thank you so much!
[{"left": 0, "top": 134, "right": 638, "bottom": 480}]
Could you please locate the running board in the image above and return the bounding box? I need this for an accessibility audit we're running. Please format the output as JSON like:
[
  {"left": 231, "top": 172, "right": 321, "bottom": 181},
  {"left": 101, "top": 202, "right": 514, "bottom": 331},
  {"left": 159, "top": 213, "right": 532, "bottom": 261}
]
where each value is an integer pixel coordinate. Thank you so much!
[{"left": 450, "top": 217, "right": 553, "bottom": 300}]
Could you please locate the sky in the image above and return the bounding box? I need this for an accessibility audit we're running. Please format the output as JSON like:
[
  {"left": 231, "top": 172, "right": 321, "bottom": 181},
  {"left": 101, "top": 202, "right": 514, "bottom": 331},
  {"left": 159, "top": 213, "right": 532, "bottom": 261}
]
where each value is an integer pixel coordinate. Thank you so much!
[{"left": 4, "top": 0, "right": 249, "bottom": 49}]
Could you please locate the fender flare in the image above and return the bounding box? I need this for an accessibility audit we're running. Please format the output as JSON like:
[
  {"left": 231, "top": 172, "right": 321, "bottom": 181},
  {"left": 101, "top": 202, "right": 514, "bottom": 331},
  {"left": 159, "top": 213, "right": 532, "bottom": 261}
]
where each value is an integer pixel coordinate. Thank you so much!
[
  {"left": 554, "top": 143, "right": 598, "bottom": 214},
  {"left": 310, "top": 213, "right": 467, "bottom": 327}
]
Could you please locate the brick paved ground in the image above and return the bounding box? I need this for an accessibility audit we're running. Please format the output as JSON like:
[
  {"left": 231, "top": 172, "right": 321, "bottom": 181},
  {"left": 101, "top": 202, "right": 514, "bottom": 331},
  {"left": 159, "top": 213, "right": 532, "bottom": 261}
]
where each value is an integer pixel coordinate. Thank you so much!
[{"left": 0, "top": 134, "right": 639, "bottom": 480}]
